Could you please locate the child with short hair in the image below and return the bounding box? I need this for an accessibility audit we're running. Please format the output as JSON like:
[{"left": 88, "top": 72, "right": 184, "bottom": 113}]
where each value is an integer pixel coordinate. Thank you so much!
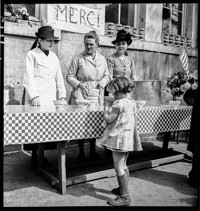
[{"left": 100, "top": 77, "right": 143, "bottom": 206}]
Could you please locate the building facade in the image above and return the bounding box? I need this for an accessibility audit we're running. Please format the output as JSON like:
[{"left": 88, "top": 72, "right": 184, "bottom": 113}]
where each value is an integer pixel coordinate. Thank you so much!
[{"left": 3, "top": 3, "right": 198, "bottom": 104}]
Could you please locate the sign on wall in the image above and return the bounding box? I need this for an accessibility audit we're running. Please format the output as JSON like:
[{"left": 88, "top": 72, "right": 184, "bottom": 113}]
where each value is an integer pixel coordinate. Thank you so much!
[{"left": 46, "top": 4, "right": 105, "bottom": 35}]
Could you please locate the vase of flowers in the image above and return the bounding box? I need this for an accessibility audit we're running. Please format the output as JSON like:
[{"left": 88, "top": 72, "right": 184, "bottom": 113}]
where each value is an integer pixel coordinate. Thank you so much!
[{"left": 166, "top": 70, "right": 198, "bottom": 104}]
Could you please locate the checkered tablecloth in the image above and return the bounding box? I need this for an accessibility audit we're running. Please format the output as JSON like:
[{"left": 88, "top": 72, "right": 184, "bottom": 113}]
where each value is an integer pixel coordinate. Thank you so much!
[
  {"left": 4, "top": 105, "right": 192, "bottom": 145},
  {"left": 137, "top": 105, "right": 192, "bottom": 134}
]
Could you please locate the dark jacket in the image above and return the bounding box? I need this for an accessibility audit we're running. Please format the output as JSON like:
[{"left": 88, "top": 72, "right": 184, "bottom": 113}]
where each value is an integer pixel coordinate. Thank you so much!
[{"left": 187, "top": 90, "right": 200, "bottom": 153}]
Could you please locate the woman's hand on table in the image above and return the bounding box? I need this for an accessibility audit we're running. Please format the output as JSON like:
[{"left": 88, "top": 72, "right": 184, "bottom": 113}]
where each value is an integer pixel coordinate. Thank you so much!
[
  {"left": 59, "top": 97, "right": 68, "bottom": 104},
  {"left": 31, "top": 96, "right": 40, "bottom": 106},
  {"left": 79, "top": 83, "right": 89, "bottom": 96}
]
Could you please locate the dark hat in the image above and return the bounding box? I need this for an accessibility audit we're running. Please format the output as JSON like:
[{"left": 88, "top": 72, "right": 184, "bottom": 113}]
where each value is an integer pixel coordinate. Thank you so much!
[
  {"left": 112, "top": 29, "right": 132, "bottom": 45},
  {"left": 35, "top": 26, "right": 58, "bottom": 40}
]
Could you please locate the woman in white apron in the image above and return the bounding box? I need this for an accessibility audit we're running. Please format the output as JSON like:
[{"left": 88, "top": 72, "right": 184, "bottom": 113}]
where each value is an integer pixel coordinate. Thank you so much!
[
  {"left": 66, "top": 31, "right": 110, "bottom": 161},
  {"left": 23, "top": 26, "right": 67, "bottom": 168}
]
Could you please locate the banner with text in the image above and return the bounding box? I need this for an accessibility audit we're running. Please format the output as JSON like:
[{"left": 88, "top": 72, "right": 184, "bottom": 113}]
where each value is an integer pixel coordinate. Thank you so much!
[{"left": 47, "top": 4, "right": 105, "bottom": 35}]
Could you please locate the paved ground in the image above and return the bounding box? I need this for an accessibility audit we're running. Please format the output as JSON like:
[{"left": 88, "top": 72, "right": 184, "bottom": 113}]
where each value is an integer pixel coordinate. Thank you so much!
[{"left": 3, "top": 137, "right": 199, "bottom": 208}]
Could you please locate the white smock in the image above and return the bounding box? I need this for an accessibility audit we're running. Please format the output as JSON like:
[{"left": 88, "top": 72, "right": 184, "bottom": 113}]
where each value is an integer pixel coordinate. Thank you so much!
[{"left": 23, "top": 47, "right": 66, "bottom": 106}]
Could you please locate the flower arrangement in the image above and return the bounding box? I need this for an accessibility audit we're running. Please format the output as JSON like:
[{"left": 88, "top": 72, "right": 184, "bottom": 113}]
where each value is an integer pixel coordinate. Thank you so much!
[
  {"left": 166, "top": 70, "right": 198, "bottom": 100},
  {"left": 4, "top": 4, "right": 32, "bottom": 27}
]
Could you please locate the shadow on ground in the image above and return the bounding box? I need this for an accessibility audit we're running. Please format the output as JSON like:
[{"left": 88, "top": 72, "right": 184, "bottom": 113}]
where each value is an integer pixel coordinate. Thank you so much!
[{"left": 133, "top": 166, "right": 195, "bottom": 195}]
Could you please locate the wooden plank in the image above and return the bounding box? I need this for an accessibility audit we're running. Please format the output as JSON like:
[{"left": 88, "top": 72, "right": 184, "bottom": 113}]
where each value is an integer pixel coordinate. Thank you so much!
[
  {"left": 39, "top": 170, "right": 59, "bottom": 186},
  {"left": 65, "top": 153, "right": 184, "bottom": 186},
  {"left": 128, "top": 154, "right": 184, "bottom": 171},
  {"left": 38, "top": 169, "right": 63, "bottom": 194},
  {"left": 66, "top": 169, "right": 116, "bottom": 186},
  {"left": 57, "top": 141, "right": 67, "bottom": 195},
  {"left": 151, "top": 154, "right": 184, "bottom": 167}
]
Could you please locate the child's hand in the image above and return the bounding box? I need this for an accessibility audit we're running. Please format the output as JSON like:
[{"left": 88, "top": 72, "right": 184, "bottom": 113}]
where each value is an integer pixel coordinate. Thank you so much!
[
  {"left": 104, "top": 96, "right": 115, "bottom": 102},
  {"left": 104, "top": 100, "right": 113, "bottom": 113}
]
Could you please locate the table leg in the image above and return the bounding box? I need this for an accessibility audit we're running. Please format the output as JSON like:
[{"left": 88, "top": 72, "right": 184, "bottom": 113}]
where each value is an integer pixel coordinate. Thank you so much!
[
  {"left": 57, "top": 141, "right": 67, "bottom": 195},
  {"left": 162, "top": 132, "right": 170, "bottom": 150},
  {"left": 37, "top": 143, "right": 45, "bottom": 170},
  {"left": 31, "top": 147, "right": 38, "bottom": 169}
]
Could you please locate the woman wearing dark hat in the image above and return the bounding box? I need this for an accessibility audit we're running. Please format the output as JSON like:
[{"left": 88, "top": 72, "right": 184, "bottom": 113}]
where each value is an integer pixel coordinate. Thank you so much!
[
  {"left": 23, "top": 26, "right": 67, "bottom": 168},
  {"left": 106, "top": 29, "right": 137, "bottom": 82},
  {"left": 23, "top": 25, "right": 66, "bottom": 106},
  {"left": 104, "top": 29, "right": 137, "bottom": 152}
]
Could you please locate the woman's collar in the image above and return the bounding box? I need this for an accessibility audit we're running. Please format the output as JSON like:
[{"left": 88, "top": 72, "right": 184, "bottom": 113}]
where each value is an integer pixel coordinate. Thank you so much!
[
  {"left": 38, "top": 46, "right": 49, "bottom": 56},
  {"left": 83, "top": 50, "right": 97, "bottom": 59}
]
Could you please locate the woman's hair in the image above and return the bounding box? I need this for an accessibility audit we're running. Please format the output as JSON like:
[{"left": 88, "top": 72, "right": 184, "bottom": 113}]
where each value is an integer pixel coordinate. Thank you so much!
[
  {"left": 106, "top": 77, "right": 134, "bottom": 95},
  {"left": 84, "top": 30, "right": 100, "bottom": 45},
  {"left": 124, "top": 50, "right": 128, "bottom": 56},
  {"left": 30, "top": 36, "right": 46, "bottom": 50},
  {"left": 30, "top": 38, "right": 38, "bottom": 50}
]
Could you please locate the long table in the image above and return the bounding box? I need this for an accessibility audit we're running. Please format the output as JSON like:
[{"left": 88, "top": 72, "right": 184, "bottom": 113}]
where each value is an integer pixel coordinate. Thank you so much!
[{"left": 4, "top": 105, "right": 192, "bottom": 194}]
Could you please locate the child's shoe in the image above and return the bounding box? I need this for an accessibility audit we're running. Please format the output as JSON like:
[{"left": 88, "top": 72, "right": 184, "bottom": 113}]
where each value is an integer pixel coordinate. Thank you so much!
[
  {"left": 108, "top": 173, "right": 131, "bottom": 206},
  {"left": 111, "top": 168, "right": 129, "bottom": 195},
  {"left": 108, "top": 195, "right": 131, "bottom": 206}
]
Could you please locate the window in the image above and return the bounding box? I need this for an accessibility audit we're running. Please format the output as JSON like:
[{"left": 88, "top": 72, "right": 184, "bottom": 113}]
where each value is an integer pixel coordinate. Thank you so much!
[
  {"left": 105, "top": 3, "right": 146, "bottom": 39},
  {"left": 105, "top": 4, "right": 121, "bottom": 25},
  {"left": 105, "top": 4, "right": 145, "bottom": 28},
  {"left": 24, "top": 4, "right": 35, "bottom": 17},
  {"left": 162, "top": 3, "right": 183, "bottom": 35}
]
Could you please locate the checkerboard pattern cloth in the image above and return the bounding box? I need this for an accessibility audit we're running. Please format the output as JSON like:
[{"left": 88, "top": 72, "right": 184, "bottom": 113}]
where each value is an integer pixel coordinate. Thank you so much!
[
  {"left": 137, "top": 105, "right": 192, "bottom": 134},
  {"left": 4, "top": 105, "right": 192, "bottom": 145},
  {"left": 4, "top": 111, "right": 105, "bottom": 145}
]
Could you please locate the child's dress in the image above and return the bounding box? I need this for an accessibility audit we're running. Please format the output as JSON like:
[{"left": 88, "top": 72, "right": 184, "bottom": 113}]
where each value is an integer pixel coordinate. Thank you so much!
[{"left": 101, "top": 97, "right": 143, "bottom": 152}]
